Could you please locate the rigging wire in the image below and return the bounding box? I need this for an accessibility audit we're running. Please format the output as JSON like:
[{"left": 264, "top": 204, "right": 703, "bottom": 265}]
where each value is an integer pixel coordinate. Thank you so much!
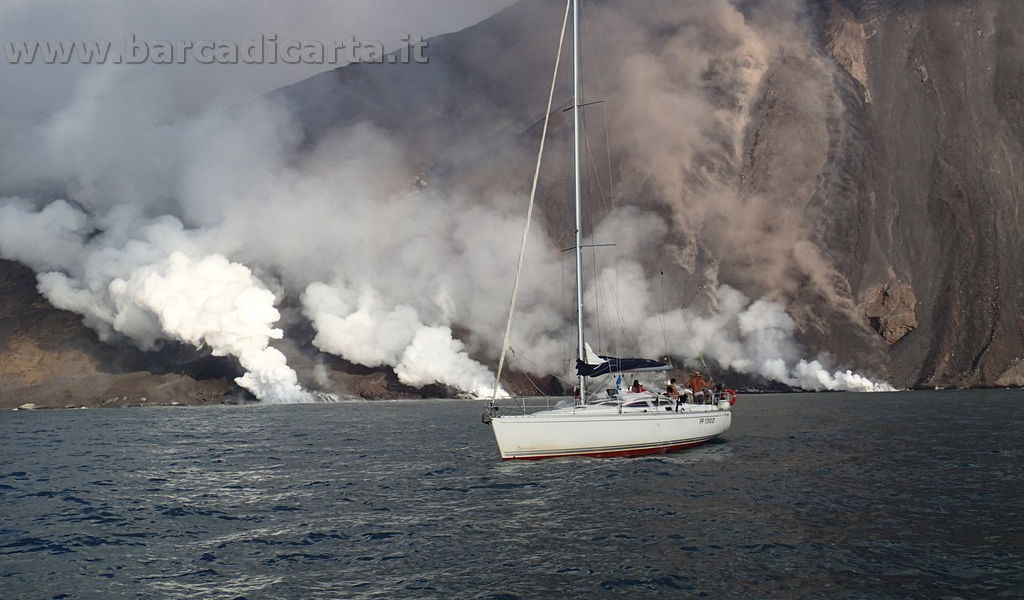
[
  {"left": 659, "top": 270, "right": 670, "bottom": 358},
  {"left": 490, "top": 0, "right": 572, "bottom": 402},
  {"left": 582, "top": 119, "right": 628, "bottom": 356},
  {"left": 579, "top": 0, "right": 629, "bottom": 360},
  {"left": 698, "top": 352, "right": 717, "bottom": 388},
  {"left": 575, "top": 1, "right": 604, "bottom": 355},
  {"left": 601, "top": 99, "right": 622, "bottom": 359},
  {"left": 581, "top": 118, "right": 609, "bottom": 353},
  {"left": 582, "top": 121, "right": 611, "bottom": 210},
  {"left": 601, "top": 103, "right": 616, "bottom": 211},
  {"left": 583, "top": 0, "right": 629, "bottom": 359},
  {"left": 510, "top": 348, "right": 577, "bottom": 390},
  {"left": 561, "top": 245, "right": 568, "bottom": 368},
  {"left": 581, "top": 0, "right": 619, "bottom": 215},
  {"left": 578, "top": 0, "right": 619, "bottom": 356},
  {"left": 583, "top": 143, "right": 604, "bottom": 352},
  {"left": 510, "top": 350, "right": 552, "bottom": 397}
]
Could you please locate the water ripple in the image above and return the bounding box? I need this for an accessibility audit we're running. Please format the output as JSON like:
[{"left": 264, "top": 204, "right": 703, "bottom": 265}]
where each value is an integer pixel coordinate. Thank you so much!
[{"left": 0, "top": 392, "right": 1020, "bottom": 599}]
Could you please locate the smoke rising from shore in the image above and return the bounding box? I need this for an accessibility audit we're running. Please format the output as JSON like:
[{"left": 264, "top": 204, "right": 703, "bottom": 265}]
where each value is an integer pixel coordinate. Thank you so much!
[{"left": 0, "top": 0, "right": 896, "bottom": 398}]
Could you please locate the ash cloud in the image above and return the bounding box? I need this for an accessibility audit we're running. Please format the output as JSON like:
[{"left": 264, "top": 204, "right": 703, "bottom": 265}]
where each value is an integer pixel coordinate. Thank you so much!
[
  {"left": 586, "top": 0, "right": 859, "bottom": 312},
  {"left": 0, "top": 0, "right": 895, "bottom": 399}
]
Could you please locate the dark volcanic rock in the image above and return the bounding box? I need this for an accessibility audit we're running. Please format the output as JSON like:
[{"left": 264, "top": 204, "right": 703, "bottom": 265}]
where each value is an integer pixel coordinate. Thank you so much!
[
  {"left": 3, "top": 373, "right": 235, "bottom": 410},
  {"left": 822, "top": 0, "right": 1024, "bottom": 387}
]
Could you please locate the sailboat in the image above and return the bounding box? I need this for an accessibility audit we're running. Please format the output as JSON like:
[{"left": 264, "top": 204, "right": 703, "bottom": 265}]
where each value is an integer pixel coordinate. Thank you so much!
[{"left": 483, "top": 0, "right": 733, "bottom": 460}]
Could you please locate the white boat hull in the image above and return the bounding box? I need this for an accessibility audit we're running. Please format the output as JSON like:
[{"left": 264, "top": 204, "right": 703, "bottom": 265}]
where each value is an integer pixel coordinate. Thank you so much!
[{"left": 489, "top": 405, "right": 731, "bottom": 460}]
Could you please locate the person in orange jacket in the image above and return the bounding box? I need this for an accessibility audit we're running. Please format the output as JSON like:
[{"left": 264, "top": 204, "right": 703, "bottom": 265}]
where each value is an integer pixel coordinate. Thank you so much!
[{"left": 686, "top": 371, "right": 708, "bottom": 396}]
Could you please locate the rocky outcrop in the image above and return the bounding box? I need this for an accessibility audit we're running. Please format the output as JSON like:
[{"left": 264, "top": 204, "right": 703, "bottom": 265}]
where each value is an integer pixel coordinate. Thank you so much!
[
  {"left": 862, "top": 281, "right": 918, "bottom": 345},
  {"left": 996, "top": 360, "right": 1024, "bottom": 388},
  {"left": 825, "top": 0, "right": 871, "bottom": 100}
]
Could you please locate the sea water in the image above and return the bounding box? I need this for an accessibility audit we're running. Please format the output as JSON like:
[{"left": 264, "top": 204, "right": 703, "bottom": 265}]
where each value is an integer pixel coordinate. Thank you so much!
[{"left": 1, "top": 390, "right": 1021, "bottom": 599}]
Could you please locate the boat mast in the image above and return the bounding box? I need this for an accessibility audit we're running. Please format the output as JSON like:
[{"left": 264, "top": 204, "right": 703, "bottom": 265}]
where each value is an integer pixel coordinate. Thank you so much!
[{"left": 573, "top": 0, "right": 586, "bottom": 403}]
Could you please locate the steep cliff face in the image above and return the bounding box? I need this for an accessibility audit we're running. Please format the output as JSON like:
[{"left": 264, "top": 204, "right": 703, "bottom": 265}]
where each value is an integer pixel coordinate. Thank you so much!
[{"left": 819, "top": 0, "right": 1024, "bottom": 386}]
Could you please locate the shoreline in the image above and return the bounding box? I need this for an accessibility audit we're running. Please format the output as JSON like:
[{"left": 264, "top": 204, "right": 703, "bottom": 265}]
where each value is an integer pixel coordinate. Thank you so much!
[{"left": 6, "top": 386, "right": 1021, "bottom": 412}]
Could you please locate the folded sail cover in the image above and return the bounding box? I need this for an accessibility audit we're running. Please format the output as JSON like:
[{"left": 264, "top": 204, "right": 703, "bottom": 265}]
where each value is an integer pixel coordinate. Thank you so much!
[{"left": 576, "top": 355, "right": 673, "bottom": 377}]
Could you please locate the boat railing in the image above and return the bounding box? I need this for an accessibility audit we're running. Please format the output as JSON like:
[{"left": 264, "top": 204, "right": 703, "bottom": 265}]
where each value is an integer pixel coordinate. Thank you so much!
[
  {"left": 491, "top": 396, "right": 569, "bottom": 414},
  {"left": 490, "top": 390, "right": 733, "bottom": 416}
]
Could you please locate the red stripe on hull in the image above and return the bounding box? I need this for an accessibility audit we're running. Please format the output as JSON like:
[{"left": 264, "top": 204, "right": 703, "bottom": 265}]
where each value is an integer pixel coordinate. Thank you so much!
[{"left": 502, "top": 438, "right": 714, "bottom": 461}]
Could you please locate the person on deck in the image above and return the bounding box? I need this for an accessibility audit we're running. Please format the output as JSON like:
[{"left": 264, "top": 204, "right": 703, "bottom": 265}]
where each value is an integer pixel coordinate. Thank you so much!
[
  {"left": 630, "top": 379, "right": 643, "bottom": 393},
  {"left": 667, "top": 378, "right": 684, "bottom": 411},
  {"left": 687, "top": 372, "right": 708, "bottom": 399}
]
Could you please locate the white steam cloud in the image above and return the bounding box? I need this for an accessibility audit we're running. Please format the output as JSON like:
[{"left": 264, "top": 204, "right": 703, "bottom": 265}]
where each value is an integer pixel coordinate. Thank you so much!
[
  {"left": 120, "top": 252, "right": 309, "bottom": 403},
  {"left": 301, "top": 282, "right": 503, "bottom": 397},
  {"left": 0, "top": 198, "right": 309, "bottom": 402},
  {"left": 0, "top": 76, "right": 557, "bottom": 399}
]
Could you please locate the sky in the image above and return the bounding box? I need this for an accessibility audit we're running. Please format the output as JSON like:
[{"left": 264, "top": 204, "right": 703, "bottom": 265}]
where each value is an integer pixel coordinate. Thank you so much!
[{"left": 0, "top": 0, "right": 516, "bottom": 121}]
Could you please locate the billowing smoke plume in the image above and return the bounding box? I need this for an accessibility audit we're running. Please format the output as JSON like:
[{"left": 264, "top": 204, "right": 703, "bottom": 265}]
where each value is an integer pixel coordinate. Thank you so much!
[
  {"left": 0, "top": 199, "right": 309, "bottom": 402},
  {"left": 0, "top": 0, "right": 896, "bottom": 398},
  {"left": 580, "top": 208, "right": 893, "bottom": 392},
  {"left": 301, "top": 282, "right": 502, "bottom": 397},
  {"left": 0, "top": 78, "right": 566, "bottom": 399},
  {"left": 588, "top": 0, "right": 863, "bottom": 314}
]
